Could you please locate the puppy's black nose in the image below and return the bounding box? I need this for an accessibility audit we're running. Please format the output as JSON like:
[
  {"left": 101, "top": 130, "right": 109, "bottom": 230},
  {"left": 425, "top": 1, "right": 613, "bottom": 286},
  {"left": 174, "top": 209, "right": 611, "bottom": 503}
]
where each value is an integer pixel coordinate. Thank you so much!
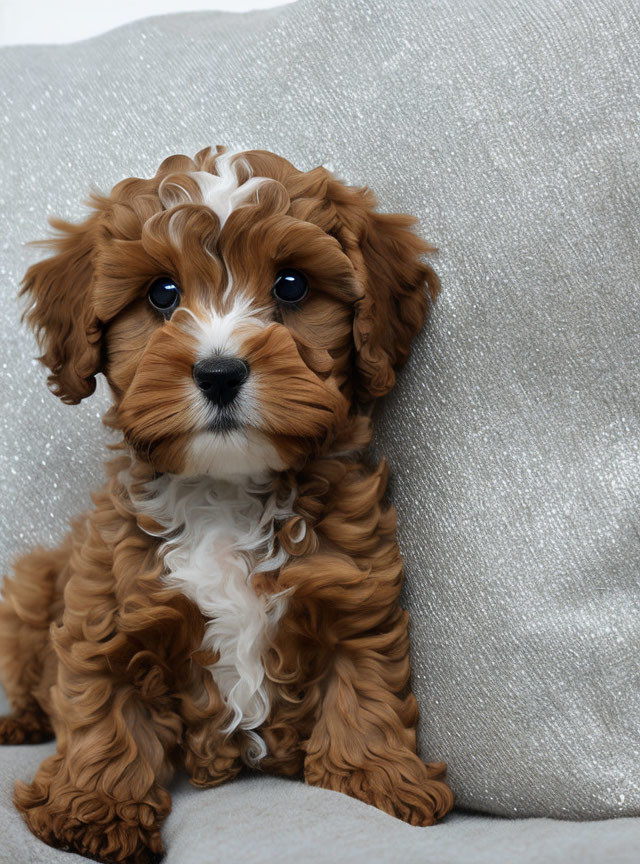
[{"left": 193, "top": 357, "right": 249, "bottom": 407}]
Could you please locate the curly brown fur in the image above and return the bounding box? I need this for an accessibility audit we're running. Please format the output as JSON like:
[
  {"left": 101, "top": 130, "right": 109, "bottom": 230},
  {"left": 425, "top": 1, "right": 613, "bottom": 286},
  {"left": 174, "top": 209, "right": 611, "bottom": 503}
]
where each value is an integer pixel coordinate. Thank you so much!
[{"left": 1, "top": 147, "right": 453, "bottom": 862}]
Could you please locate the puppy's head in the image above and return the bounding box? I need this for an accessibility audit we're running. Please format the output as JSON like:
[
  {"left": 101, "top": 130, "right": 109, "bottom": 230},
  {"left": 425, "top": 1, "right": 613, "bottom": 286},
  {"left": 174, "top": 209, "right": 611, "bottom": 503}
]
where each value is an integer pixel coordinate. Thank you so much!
[{"left": 22, "top": 148, "right": 437, "bottom": 478}]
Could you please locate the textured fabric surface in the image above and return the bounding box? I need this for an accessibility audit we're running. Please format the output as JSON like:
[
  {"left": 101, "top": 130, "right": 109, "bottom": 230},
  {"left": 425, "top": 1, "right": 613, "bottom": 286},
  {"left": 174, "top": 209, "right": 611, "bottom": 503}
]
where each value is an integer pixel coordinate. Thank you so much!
[
  {"left": 0, "top": 689, "right": 639, "bottom": 864},
  {"left": 1, "top": 0, "right": 639, "bottom": 824}
]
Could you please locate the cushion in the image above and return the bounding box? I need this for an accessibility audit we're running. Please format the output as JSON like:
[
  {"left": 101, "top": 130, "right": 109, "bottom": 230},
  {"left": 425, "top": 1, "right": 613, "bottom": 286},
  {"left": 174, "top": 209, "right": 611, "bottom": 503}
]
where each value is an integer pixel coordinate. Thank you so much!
[
  {"left": 1, "top": 0, "right": 639, "bottom": 825},
  {"left": 1, "top": 688, "right": 639, "bottom": 864}
]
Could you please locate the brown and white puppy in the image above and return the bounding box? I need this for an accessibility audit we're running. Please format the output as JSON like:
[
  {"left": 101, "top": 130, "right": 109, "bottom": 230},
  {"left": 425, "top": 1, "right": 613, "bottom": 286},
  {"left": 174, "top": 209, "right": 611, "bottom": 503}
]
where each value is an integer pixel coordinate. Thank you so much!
[{"left": 0, "top": 147, "right": 453, "bottom": 863}]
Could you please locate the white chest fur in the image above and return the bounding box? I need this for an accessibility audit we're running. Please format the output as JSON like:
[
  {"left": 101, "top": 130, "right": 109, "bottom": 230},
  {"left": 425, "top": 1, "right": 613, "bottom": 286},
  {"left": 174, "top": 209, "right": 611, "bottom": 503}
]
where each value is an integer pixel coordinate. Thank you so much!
[{"left": 130, "top": 473, "right": 295, "bottom": 761}]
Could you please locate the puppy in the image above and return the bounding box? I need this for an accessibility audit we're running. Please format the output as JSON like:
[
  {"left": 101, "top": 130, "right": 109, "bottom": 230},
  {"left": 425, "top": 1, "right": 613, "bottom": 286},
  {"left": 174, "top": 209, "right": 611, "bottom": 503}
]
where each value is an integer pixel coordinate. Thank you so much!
[{"left": 0, "top": 147, "right": 453, "bottom": 863}]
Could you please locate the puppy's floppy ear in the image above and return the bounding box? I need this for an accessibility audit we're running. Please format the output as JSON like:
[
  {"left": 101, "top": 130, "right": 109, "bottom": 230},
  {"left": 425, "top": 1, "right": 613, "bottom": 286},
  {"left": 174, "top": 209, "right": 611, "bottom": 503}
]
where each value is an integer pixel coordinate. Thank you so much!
[
  {"left": 21, "top": 210, "right": 104, "bottom": 405},
  {"left": 329, "top": 182, "right": 438, "bottom": 402}
]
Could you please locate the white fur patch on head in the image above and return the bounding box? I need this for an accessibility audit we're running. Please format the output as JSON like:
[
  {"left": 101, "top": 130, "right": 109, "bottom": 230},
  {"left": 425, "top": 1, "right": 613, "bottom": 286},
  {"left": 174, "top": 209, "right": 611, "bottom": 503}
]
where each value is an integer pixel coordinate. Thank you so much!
[
  {"left": 191, "top": 150, "right": 268, "bottom": 229},
  {"left": 156, "top": 150, "right": 269, "bottom": 251},
  {"left": 131, "top": 471, "right": 295, "bottom": 763}
]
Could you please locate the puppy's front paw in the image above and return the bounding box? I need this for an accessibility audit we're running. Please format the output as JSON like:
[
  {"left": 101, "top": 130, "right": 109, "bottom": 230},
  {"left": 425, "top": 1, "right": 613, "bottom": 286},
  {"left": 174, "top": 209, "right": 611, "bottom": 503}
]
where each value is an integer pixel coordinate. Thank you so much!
[
  {"left": 306, "top": 752, "right": 453, "bottom": 826},
  {"left": 16, "top": 780, "right": 167, "bottom": 863}
]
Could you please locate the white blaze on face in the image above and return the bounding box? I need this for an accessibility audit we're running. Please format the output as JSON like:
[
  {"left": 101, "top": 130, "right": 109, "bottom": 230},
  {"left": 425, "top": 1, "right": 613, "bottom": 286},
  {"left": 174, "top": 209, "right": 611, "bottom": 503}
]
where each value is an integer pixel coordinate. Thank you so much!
[
  {"left": 174, "top": 296, "right": 273, "bottom": 478},
  {"left": 157, "top": 150, "right": 279, "bottom": 480},
  {"left": 190, "top": 293, "right": 266, "bottom": 359}
]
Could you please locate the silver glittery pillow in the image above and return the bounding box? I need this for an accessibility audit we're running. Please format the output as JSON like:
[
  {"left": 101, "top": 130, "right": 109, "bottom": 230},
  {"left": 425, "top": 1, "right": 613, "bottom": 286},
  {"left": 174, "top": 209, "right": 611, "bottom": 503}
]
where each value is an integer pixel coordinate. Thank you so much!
[{"left": 1, "top": 0, "right": 638, "bottom": 820}]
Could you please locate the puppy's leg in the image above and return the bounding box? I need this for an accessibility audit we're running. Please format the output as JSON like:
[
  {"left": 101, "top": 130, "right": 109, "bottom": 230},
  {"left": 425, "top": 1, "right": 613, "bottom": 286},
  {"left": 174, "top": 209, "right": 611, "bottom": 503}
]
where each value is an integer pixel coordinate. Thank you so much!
[
  {"left": 304, "top": 613, "right": 453, "bottom": 825},
  {"left": 280, "top": 551, "right": 453, "bottom": 826},
  {"left": 0, "top": 544, "right": 70, "bottom": 744},
  {"left": 14, "top": 645, "right": 180, "bottom": 864},
  {"left": 13, "top": 531, "right": 186, "bottom": 864}
]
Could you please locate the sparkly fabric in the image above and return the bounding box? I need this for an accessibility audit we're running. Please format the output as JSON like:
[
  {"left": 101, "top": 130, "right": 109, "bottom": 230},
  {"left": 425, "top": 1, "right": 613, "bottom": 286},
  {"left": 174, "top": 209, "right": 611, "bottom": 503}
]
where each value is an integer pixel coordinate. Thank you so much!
[{"left": 1, "top": 0, "right": 639, "bottom": 821}]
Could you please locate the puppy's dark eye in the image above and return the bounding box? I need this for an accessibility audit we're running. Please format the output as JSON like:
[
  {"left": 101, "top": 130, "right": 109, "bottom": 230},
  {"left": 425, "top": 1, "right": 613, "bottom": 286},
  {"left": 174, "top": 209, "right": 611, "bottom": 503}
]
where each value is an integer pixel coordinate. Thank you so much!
[
  {"left": 148, "top": 278, "right": 180, "bottom": 313},
  {"left": 272, "top": 269, "right": 308, "bottom": 304}
]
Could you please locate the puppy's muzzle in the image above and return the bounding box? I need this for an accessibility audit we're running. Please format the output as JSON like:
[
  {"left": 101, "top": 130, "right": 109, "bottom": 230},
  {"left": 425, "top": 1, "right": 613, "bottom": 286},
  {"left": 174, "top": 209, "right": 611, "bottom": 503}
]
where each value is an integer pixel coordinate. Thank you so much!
[{"left": 193, "top": 357, "right": 249, "bottom": 408}]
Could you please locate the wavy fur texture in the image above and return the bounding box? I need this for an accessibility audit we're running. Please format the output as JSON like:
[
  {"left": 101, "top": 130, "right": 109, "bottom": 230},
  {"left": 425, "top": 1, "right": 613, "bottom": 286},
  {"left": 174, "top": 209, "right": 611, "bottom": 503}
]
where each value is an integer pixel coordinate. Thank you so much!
[{"left": 0, "top": 147, "right": 452, "bottom": 864}]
